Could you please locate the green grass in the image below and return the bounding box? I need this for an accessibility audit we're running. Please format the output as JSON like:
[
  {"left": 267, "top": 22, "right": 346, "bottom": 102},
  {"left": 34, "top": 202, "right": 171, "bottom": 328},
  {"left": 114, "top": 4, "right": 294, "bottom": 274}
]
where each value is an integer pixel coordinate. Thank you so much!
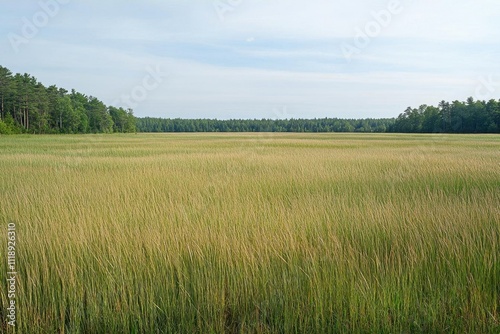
[{"left": 0, "top": 133, "right": 499, "bottom": 333}]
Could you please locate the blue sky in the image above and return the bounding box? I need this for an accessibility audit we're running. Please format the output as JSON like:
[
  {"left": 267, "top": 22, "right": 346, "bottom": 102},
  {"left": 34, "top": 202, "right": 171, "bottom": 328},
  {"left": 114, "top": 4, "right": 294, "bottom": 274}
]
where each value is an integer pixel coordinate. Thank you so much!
[{"left": 1, "top": 0, "right": 499, "bottom": 119}]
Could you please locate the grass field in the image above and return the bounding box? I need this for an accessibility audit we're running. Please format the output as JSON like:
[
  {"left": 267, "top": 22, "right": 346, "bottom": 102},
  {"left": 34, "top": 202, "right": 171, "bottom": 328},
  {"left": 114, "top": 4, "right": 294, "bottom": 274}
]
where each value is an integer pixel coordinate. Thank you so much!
[{"left": 0, "top": 133, "right": 499, "bottom": 333}]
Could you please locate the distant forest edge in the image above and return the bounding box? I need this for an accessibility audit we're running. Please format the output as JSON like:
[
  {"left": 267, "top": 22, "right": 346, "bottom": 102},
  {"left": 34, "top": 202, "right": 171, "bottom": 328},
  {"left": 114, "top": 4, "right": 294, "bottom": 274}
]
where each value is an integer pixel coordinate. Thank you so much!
[{"left": 1, "top": 65, "right": 499, "bottom": 134}]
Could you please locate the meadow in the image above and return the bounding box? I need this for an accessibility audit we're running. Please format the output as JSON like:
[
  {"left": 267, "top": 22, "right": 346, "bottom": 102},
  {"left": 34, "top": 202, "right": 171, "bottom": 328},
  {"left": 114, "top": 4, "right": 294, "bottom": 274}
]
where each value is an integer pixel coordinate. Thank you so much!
[{"left": 0, "top": 133, "right": 499, "bottom": 333}]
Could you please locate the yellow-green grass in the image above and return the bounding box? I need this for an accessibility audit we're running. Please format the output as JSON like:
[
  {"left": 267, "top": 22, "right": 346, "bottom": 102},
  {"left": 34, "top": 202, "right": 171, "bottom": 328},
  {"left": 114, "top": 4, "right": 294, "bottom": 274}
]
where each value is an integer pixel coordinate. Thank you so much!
[{"left": 0, "top": 133, "right": 499, "bottom": 333}]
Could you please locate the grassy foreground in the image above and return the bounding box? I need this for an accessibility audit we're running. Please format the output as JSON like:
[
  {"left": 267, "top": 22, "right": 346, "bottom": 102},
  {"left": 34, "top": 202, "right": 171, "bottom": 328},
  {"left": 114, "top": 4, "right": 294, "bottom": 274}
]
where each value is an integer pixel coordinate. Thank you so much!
[{"left": 0, "top": 133, "right": 499, "bottom": 333}]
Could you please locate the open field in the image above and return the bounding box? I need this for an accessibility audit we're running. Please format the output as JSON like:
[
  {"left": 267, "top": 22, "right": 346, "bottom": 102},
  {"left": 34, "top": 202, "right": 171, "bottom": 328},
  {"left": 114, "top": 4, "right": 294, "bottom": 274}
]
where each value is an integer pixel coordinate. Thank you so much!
[{"left": 0, "top": 133, "right": 499, "bottom": 333}]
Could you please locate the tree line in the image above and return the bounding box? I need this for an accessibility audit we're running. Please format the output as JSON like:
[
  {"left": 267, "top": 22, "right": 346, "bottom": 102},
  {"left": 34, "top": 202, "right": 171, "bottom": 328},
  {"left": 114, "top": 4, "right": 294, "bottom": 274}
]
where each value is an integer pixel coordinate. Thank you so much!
[
  {"left": 136, "top": 117, "right": 394, "bottom": 133},
  {"left": 138, "top": 98, "right": 500, "bottom": 134},
  {"left": 137, "top": 97, "right": 500, "bottom": 134},
  {"left": 0, "top": 66, "right": 136, "bottom": 134},
  {"left": 1, "top": 65, "right": 499, "bottom": 134},
  {"left": 391, "top": 98, "right": 500, "bottom": 133}
]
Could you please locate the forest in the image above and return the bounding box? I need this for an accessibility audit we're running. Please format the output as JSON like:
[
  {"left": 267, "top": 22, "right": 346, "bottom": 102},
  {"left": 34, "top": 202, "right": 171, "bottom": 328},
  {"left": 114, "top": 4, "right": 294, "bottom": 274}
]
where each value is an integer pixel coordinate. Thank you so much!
[
  {"left": 137, "top": 98, "right": 500, "bottom": 133},
  {"left": 136, "top": 117, "right": 394, "bottom": 133},
  {"left": 0, "top": 66, "right": 136, "bottom": 134},
  {"left": 137, "top": 100, "right": 500, "bottom": 133},
  {"left": 391, "top": 99, "right": 500, "bottom": 133},
  {"left": 1, "top": 65, "right": 499, "bottom": 134}
]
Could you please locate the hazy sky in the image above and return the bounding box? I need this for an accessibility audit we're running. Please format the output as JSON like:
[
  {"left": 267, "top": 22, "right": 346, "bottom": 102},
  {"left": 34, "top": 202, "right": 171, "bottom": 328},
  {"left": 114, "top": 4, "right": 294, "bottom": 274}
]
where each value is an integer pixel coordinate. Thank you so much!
[{"left": 1, "top": 0, "right": 499, "bottom": 119}]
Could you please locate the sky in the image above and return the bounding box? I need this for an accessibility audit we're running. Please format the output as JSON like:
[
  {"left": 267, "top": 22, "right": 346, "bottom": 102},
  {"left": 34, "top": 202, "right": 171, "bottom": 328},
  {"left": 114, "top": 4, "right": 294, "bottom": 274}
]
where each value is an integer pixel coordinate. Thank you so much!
[{"left": 1, "top": 0, "right": 499, "bottom": 119}]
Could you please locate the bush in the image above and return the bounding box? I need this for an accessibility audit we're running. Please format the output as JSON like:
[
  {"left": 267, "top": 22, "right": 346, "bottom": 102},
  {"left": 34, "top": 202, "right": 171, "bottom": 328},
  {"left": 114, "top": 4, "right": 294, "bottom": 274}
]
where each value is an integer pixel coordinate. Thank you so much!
[{"left": 0, "top": 118, "right": 11, "bottom": 134}]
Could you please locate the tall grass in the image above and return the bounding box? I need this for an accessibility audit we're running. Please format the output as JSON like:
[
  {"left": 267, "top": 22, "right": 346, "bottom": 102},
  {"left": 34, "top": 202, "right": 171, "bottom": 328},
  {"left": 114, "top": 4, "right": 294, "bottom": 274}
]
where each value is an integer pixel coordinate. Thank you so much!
[{"left": 0, "top": 133, "right": 499, "bottom": 333}]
